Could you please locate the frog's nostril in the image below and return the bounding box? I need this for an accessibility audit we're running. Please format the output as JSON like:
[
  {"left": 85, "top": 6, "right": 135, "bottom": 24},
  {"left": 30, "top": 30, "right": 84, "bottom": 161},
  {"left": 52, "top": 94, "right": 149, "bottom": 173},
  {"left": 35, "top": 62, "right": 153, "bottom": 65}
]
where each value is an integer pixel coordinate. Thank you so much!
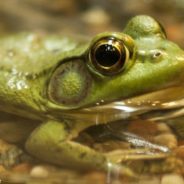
[{"left": 153, "top": 52, "right": 161, "bottom": 58}]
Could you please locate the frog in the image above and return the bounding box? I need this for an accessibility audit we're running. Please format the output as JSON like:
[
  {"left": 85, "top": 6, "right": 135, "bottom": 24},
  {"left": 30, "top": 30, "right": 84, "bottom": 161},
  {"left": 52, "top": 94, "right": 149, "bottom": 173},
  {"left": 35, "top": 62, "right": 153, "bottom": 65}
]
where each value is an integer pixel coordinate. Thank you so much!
[{"left": 0, "top": 15, "right": 184, "bottom": 175}]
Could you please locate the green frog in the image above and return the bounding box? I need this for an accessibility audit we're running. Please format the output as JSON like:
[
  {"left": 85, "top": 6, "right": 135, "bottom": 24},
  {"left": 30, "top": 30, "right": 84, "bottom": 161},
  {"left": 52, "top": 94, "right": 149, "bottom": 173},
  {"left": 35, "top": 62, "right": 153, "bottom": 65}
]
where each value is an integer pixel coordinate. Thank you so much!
[{"left": 0, "top": 15, "right": 184, "bottom": 175}]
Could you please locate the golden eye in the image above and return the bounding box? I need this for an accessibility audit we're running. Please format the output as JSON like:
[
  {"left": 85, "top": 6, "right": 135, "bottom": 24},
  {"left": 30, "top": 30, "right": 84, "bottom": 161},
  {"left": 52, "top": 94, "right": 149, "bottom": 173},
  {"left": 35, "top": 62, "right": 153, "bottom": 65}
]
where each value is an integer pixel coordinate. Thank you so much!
[{"left": 89, "top": 37, "right": 129, "bottom": 75}]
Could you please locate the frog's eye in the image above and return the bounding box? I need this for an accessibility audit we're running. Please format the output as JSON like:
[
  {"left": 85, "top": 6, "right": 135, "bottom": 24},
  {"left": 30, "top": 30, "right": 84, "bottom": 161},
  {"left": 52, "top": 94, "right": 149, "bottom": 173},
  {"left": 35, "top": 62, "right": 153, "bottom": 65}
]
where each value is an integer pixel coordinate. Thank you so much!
[{"left": 89, "top": 37, "right": 130, "bottom": 75}]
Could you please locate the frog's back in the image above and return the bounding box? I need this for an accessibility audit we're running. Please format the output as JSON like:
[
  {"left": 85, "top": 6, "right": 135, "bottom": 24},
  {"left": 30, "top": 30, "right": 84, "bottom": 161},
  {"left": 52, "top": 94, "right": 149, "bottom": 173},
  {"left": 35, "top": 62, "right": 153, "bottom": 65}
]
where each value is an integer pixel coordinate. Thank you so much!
[{"left": 0, "top": 32, "right": 81, "bottom": 74}]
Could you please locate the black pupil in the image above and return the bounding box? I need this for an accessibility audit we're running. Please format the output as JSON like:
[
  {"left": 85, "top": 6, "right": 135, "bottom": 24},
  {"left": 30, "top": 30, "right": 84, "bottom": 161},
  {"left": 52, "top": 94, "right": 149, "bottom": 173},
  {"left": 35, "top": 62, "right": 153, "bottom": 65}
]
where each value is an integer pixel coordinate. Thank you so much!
[{"left": 95, "top": 44, "right": 121, "bottom": 67}]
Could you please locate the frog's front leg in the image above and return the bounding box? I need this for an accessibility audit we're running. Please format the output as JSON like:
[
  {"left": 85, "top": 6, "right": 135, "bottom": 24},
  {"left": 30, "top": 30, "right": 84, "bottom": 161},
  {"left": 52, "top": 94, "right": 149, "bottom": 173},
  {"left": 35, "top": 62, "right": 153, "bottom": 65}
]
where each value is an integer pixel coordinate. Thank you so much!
[
  {"left": 25, "top": 120, "right": 135, "bottom": 177},
  {"left": 26, "top": 120, "right": 106, "bottom": 170}
]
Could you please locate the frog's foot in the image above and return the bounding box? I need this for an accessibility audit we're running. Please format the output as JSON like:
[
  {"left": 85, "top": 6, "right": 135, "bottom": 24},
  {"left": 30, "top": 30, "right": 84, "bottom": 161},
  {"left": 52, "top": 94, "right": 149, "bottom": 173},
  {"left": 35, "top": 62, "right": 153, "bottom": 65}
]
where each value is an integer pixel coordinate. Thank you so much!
[
  {"left": 0, "top": 145, "right": 32, "bottom": 169},
  {"left": 105, "top": 148, "right": 184, "bottom": 177},
  {"left": 105, "top": 148, "right": 170, "bottom": 176}
]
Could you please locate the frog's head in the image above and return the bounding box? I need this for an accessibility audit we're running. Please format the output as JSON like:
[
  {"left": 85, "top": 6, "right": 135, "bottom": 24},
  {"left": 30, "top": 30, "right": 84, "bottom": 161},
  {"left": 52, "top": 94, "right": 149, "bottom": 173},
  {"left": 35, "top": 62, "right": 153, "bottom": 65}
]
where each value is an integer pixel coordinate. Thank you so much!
[{"left": 46, "top": 15, "right": 184, "bottom": 111}]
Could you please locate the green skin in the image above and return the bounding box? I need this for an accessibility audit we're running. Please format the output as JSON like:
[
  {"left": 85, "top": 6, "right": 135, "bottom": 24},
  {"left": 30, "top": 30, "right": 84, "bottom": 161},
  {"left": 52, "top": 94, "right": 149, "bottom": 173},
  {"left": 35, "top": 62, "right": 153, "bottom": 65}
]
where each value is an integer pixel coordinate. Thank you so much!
[{"left": 0, "top": 15, "right": 184, "bottom": 171}]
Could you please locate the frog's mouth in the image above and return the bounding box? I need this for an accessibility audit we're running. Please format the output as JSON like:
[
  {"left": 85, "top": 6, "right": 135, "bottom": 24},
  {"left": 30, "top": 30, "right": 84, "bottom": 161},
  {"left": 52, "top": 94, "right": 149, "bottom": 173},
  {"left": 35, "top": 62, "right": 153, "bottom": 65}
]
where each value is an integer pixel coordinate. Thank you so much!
[{"left": 65, "top": 85, "right": 184, "bottom": 124}]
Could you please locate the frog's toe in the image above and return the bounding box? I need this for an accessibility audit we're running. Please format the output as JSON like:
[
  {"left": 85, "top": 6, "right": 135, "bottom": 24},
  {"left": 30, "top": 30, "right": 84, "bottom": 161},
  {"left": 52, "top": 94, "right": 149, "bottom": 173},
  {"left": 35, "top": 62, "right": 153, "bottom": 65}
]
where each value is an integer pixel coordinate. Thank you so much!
[
  {"left": 0, "top": 146, "right": 31, "bottom": 169},
  {"left": 106, "top": 162, "right": 138, "bottom": 179}
]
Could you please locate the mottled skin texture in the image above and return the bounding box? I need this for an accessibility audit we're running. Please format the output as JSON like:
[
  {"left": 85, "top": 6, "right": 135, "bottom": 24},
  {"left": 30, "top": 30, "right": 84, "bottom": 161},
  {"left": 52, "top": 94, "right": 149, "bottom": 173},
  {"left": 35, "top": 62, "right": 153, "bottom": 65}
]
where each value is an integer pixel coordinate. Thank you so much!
[{"left": 0, "top": 15, "right": 184, "bottom": 172}]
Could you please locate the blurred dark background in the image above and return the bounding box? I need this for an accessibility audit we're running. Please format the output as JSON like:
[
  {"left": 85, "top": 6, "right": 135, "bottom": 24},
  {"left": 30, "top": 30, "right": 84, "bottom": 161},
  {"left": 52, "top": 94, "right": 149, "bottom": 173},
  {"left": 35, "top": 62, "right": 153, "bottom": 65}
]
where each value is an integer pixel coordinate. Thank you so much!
[{"left": 0, "top": 0, "right": 184, "bottom": 47}]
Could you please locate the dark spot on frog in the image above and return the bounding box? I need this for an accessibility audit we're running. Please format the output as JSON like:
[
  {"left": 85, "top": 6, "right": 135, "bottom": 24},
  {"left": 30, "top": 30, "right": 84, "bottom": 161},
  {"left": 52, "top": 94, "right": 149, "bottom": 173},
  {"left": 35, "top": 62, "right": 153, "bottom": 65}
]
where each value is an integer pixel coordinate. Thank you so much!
[
  {"left": 58, "top": 138, "right": 66, "bottom": 143},
  {"left": 79, "top": 152, "right": 87, "bottom": 159},
  {"left": 55, "top": 147, "right": 63, "bottom": 153},
  {"left": 52, "top": 49, "right": 60, "bottom": 53}
]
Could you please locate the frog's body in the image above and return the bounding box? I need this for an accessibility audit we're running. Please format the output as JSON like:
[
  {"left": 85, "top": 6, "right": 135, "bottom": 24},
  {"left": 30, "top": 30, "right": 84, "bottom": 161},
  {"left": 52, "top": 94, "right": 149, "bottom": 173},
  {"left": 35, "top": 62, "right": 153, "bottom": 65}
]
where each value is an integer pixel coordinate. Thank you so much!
[{"left": 0, "top": 15, "right": 184, "bottom": 173}]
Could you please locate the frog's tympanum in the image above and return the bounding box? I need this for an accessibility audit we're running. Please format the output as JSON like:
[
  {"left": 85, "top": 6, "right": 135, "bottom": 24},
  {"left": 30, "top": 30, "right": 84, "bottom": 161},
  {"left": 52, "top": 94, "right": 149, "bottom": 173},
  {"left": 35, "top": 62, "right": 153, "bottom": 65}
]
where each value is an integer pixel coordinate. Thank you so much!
[{"left": 0, "top": 15, "right": 184, "bottom": 175}]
